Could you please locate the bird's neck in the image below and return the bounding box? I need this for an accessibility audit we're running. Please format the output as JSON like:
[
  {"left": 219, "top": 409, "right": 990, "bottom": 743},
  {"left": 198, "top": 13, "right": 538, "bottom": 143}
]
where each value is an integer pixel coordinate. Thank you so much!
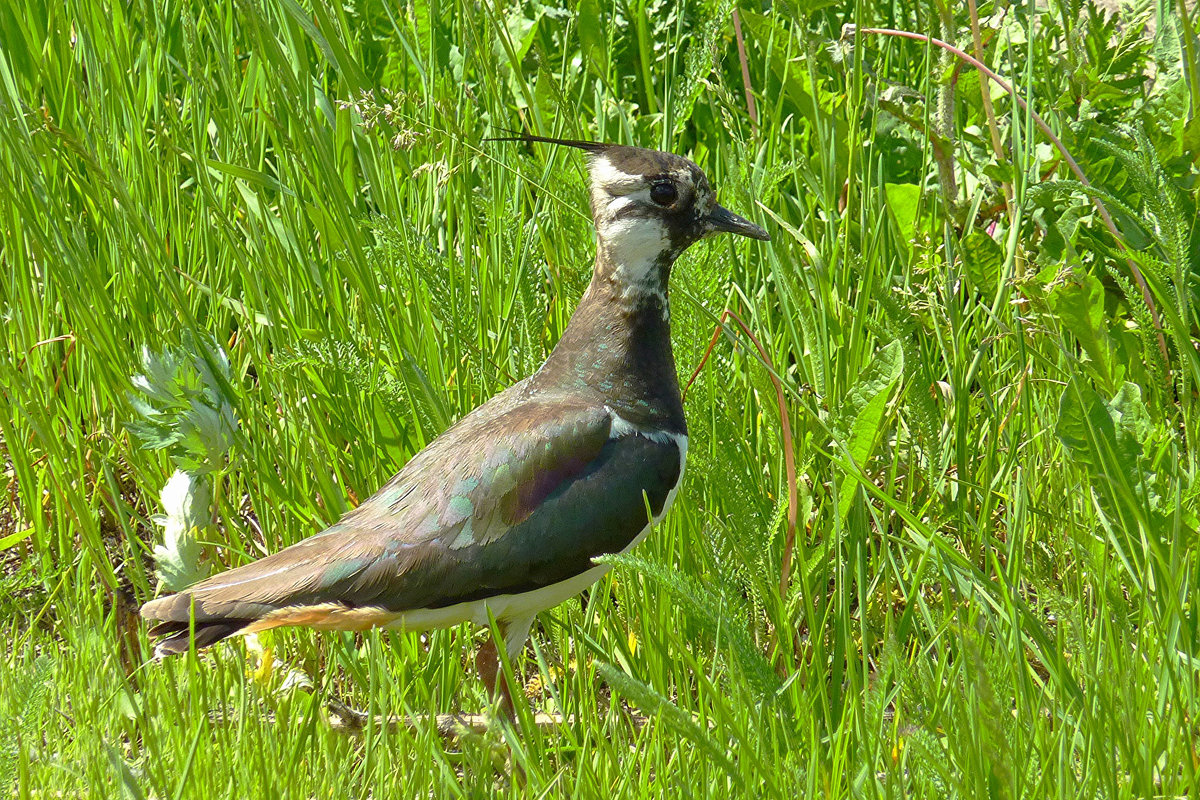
[{"left": 537, "top": 248, "right": 685, "bottom": 433}]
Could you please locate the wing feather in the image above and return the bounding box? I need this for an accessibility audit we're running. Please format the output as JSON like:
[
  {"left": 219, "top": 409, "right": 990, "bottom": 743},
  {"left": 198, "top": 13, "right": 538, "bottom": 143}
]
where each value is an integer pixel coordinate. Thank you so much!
[{"left": 142, "top": 394, "right": 682, "bottom": 630}]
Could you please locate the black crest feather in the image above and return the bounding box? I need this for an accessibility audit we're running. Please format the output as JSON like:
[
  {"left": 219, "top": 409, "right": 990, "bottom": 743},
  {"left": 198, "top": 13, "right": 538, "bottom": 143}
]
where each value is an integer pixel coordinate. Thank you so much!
[{"left": 484, "top": 130, "right": 610, "bottom": 155}]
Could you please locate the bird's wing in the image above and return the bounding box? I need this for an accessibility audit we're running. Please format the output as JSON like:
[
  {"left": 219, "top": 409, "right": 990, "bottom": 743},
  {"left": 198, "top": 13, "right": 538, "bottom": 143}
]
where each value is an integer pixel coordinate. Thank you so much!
[{"left": 142, "top": 397, "right": 683, "bottom": 629}]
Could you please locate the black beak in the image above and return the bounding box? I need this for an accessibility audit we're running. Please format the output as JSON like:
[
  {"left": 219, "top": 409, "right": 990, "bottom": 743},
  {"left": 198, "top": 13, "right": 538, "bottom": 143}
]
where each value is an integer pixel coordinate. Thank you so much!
[{"left": 705, "top": 204, "right": 770, "bottom": 241}]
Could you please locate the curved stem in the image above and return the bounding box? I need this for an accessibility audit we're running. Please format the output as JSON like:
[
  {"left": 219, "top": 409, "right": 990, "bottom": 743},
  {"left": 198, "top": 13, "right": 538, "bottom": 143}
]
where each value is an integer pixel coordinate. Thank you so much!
[
  {"left": 684, "top": 309, "right": 798, "bottom": 603},
  {"left": 966, "top": 0, "right": 1013, "bottom": 214},
  {"left": 847, "top": 25, "right": 1170, "bottom": 370}
]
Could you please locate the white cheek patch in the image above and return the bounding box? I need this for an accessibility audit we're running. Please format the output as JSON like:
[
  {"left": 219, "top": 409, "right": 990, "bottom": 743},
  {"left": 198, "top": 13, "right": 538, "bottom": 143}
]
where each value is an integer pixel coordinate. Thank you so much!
[
  {"left": 590, "top": 156, "right": 639, "bottom": 185},
  {"left": 589, "top": 156, "right": 643, "bottom": 216}
]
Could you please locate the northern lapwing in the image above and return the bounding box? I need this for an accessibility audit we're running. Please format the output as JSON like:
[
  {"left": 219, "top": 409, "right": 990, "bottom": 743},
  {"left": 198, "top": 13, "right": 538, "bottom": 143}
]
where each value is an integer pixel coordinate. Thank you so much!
[{"left": 141, "top": 136, "right": 769, "bottom": 709}]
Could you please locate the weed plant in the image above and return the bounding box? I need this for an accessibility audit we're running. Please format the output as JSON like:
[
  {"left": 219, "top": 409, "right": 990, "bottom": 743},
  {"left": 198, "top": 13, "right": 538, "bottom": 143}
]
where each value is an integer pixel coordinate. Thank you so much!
[{"left": 1, "top": 0, "right": 1198, "bottom": 796}]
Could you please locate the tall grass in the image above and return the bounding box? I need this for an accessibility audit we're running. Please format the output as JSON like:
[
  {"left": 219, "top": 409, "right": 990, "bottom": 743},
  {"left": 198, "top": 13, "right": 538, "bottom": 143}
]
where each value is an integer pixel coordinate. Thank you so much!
[{"left": 2, "top": 0, "right": 1197, "bottom": 796}]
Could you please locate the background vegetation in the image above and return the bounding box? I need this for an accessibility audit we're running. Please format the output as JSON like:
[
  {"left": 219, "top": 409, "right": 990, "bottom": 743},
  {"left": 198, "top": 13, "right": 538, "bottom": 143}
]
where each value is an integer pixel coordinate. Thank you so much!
[{"left": 2, "top": 0, "right": 1198, "bottom": 796}]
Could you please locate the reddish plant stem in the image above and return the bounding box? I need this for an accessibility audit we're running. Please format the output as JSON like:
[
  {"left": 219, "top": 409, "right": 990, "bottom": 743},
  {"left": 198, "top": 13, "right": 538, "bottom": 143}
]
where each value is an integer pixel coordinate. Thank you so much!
[
  {"left": 966, "top": 0, "right": 1013, "bottom": 213},
  {"left": 684, "top": 309, "right": 798, "bottom": 602},
  {"left": 848, "top": 25, "right": 1171, "bottom": 370},
  {"left": 732, "top": 9, "right": 759, "bottom": 137}
]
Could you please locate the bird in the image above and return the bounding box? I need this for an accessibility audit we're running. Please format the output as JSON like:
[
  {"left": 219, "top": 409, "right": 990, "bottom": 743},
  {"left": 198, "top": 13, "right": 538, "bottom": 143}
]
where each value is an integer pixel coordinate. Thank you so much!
[{"left": 140, "top": 135, "right": 770, "bottom": 709}]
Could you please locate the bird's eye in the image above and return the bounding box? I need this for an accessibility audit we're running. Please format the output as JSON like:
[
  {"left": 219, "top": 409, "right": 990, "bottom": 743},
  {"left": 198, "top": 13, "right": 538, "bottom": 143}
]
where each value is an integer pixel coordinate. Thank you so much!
[{"left": 649, "top": 182, "right": 677, "bottom": 206}]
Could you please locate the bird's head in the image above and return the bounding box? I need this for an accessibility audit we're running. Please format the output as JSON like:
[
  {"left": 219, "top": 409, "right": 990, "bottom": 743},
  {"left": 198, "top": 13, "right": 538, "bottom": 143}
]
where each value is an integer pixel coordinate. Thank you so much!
[
  {"left": 582, "top": 143, "right": 769, "bottom": 258},
  {"left": 496, "top": 135, "right": 768, "bottom": 305}
]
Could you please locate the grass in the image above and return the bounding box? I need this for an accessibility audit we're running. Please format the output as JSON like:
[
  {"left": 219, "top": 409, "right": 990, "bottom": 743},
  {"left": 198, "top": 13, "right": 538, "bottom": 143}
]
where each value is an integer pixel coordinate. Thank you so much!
[{"left": 2, "top": 0, "right": 1198, "bottom": 796}]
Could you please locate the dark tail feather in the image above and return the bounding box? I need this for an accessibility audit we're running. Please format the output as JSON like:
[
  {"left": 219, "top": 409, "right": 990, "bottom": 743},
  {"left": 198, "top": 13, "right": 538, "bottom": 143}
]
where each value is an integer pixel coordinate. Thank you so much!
[
  {"left": 147, "top": 618, "right": 256, "bottom": 657},
  {"left": 141, "top": 580, "right": 281, "bottom": 657}
]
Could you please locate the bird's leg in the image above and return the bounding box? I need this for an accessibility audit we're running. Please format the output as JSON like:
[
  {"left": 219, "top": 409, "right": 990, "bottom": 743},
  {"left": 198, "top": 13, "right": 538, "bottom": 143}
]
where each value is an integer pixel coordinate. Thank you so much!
[
  {"left": 474, "top": 636, "right": 515, "bottom": 717},
  {"left": 476, "top": 615, "right": 534, "bottom": 719}
]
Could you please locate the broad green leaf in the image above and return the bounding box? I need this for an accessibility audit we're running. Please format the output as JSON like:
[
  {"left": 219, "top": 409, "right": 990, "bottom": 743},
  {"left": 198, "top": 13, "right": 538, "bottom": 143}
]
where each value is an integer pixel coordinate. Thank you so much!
[
  {"left": 505, "top": 3, "right": 542, "bottom": 61},
  {"left": 739, "top": 10, "right": 850, "bottom": 176},
  {"left": 837, "top": 342, "right": 904, "bottom": 520},
  {"left": 885, "top": 183, "right": 922, "bottom": 260},
  {"left": 1056, "top": 380, "right": 1164, "bottom": 590},
  {"left": 1109, "top": 381, "right": 1153, "bottom": 446},
  {"left": 1183, "top": 116, "right": 1200, "bottom": 155},
  {"left": 834, "top": 341, "right": 904, "bottom": 439},
  {"left": 1055, "top": 379, "right": 1117, "bottom": 479},
  {"left": 960, "top": 230, "right": 1005, "bottom": 292},
  {"left": 106, "top": 745, "right": 148, "bottom": 800},
  {"left": 577, "top": 0, "right": 607, "bottom": 79},
  {"left": 1049, "top": 270, "right": 1114, "bottom": 389},
  {"left": 1056, "top": 380, "right": 1151, "bottom": 494}
]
